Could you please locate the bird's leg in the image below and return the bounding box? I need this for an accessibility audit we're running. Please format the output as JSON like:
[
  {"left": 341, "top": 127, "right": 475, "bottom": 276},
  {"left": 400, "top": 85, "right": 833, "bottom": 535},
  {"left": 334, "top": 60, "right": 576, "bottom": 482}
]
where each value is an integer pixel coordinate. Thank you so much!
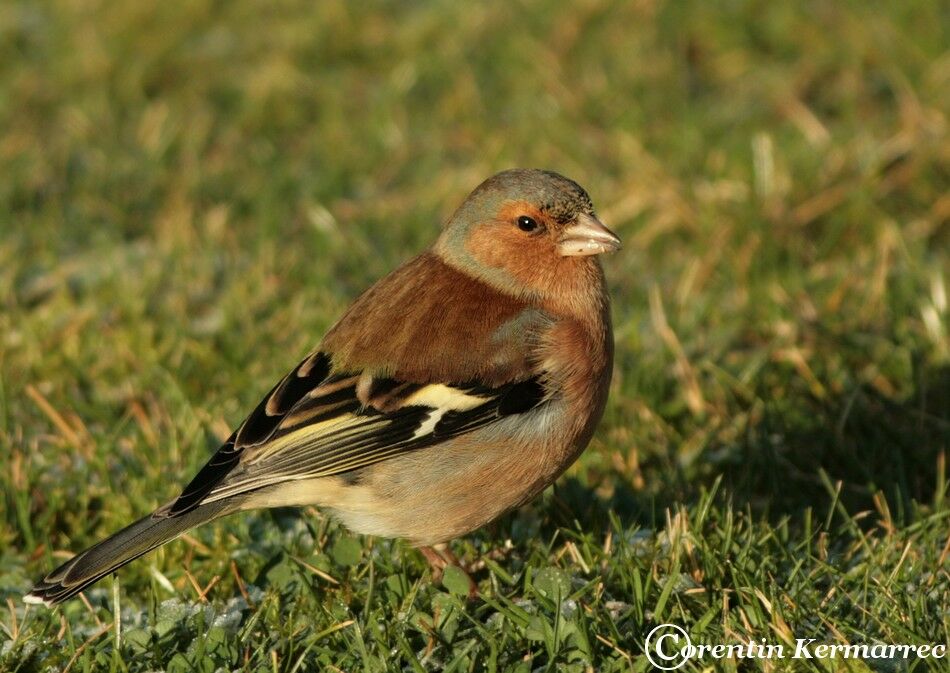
[
  {"left": 419, "top": 545, "right": 448, "bottom": 582},
  {"left": 434, "top": 544, "right": 461, "bottom": 568},
  {"left": 420, "top": 544, "right": 478, "bottom": 598}
]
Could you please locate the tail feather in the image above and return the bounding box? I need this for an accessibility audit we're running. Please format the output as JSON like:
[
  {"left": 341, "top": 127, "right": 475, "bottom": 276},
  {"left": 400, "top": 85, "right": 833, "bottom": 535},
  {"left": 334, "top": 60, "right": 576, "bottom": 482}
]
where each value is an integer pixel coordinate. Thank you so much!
[{"left": 24, "top": 500, "right": 234, "bottom": 606}]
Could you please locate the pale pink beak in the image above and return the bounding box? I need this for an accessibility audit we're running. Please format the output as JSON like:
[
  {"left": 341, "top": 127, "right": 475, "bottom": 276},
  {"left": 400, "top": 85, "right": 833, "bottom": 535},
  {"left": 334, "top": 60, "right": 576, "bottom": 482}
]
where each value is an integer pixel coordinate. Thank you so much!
[{"left": 558, "top": 213, "right": 622, "bottom": 257}]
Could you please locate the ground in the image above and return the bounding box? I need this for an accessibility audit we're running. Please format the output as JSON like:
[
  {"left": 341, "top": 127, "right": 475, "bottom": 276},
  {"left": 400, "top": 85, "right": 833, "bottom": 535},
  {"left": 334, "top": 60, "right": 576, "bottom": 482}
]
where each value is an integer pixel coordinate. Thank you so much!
[{"left": 0, "top": 1, "right": 948, "bottom": 671}]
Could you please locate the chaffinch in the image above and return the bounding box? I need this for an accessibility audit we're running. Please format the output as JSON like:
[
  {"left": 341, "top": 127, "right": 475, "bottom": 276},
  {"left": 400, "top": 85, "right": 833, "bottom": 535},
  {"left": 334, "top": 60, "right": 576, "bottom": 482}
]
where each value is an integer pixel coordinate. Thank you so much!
[{"left": 26, "top": 168, "right": 620, "bottom": 605}]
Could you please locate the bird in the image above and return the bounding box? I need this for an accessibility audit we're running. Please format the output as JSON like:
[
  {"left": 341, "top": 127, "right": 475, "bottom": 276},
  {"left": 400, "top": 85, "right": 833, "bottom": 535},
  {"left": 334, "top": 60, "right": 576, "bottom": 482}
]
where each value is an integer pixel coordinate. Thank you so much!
[{"left": 25, "top": 168, "right": 621, "bottom": 606}]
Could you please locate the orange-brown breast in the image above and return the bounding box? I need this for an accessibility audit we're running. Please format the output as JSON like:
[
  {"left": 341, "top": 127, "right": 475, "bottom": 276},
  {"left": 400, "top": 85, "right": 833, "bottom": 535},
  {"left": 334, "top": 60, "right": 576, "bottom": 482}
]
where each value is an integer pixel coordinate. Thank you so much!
[{"left": 320, "top": 304, "right": 614, "bottom": 545}]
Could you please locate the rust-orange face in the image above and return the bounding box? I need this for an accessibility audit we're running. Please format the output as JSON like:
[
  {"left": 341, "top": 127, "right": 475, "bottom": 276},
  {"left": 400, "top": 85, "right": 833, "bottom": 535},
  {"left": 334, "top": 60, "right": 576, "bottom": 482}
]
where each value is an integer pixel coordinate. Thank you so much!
[{"left": 436, "top": 169, "right": 620, "bottom": 298}]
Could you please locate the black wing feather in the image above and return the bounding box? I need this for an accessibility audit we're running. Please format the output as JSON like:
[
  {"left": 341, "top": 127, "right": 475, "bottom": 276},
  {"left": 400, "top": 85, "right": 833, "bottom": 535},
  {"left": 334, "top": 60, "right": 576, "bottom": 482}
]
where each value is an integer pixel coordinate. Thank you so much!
[
  {"left": 169, "top": 350, "right": 549, "bottom": 513},
  {"left": 169, "top": 353, "right": 332, "bottom": 515}
]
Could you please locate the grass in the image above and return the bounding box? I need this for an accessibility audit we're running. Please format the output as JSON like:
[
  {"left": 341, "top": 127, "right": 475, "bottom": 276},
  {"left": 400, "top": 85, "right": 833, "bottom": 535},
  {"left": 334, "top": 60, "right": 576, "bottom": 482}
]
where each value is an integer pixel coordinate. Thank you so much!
[{"left": 1, "top": 0, "right": 948, "bottom": 671}]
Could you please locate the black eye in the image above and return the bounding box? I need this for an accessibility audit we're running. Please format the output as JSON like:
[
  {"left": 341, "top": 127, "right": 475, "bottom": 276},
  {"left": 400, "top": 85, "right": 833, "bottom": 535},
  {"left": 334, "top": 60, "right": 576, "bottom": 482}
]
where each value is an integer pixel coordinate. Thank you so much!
[{"left": 517, "top": 216, "right": 538, "bottom": 232}]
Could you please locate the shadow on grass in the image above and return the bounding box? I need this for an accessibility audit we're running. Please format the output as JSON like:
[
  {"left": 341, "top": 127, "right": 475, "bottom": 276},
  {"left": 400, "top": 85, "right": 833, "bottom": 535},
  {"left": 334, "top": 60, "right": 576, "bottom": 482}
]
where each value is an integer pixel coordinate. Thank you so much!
[
  {"left": 542, "top": 360, "right": 949, "bottom": 537},
  {"left": 723, "top": 359, "right": 949, "bottom": 521}
]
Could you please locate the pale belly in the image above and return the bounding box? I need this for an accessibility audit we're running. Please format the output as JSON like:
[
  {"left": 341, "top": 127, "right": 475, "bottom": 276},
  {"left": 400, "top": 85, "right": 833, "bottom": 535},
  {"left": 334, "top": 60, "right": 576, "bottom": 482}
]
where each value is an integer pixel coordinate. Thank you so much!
[{"left": 328, "top": 406, "right": 579, "bottom": 545}]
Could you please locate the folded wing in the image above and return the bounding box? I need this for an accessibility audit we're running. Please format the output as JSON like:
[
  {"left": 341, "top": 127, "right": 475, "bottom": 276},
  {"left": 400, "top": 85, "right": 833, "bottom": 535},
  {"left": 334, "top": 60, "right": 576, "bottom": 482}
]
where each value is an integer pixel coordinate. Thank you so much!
[{"left": 166, "top": 351, "right": 547, "bottom": 515}]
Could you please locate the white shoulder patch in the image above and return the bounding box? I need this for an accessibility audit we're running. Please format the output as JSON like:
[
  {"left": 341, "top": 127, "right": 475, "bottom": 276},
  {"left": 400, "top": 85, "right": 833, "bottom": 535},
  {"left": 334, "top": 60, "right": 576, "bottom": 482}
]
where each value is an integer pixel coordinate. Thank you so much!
[{"left": 403, "top": 384, "right": 488, "bottom": 412}]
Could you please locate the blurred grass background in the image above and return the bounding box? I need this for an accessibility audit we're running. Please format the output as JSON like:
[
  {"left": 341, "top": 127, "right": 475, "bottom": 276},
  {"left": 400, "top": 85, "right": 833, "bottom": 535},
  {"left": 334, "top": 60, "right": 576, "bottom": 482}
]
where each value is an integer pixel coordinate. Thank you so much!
[{"left": 1, "top": 1, "right": 948, "bottom": 671}]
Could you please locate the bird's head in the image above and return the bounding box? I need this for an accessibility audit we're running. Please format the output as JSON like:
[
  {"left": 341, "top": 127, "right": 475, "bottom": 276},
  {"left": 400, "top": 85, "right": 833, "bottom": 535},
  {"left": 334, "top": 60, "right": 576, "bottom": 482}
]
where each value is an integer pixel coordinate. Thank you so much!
[{"left": 435, "top": 169, "right": 620, "bottom": 306}]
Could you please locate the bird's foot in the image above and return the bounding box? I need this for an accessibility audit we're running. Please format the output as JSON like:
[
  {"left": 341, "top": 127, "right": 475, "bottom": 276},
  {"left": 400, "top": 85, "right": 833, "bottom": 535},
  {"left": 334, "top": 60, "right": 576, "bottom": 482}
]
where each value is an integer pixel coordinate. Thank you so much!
[{"left": 419, "top": 544, "right": 478, "bottom": 599}]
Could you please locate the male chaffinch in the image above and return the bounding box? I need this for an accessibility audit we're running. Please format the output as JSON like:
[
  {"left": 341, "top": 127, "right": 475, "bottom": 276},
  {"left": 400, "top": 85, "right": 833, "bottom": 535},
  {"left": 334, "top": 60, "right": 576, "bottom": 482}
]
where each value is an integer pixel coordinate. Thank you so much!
[{"left": 26, "top": 168, "right": 620, "bottom": 605}]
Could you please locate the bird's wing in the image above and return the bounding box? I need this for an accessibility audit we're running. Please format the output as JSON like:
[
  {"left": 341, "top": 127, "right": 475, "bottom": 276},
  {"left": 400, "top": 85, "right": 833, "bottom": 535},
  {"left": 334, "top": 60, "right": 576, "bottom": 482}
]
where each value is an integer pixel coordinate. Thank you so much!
[{"left": 166, "top": 253, "right": 552, "bottom": 516}]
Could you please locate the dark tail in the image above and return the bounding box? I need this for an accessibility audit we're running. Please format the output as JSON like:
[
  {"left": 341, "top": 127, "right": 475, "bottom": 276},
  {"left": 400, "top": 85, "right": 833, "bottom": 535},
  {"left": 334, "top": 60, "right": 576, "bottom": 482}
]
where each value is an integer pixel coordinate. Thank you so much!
[{"left": 24, "top": 499, "right": 235, "bottom": 606}]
